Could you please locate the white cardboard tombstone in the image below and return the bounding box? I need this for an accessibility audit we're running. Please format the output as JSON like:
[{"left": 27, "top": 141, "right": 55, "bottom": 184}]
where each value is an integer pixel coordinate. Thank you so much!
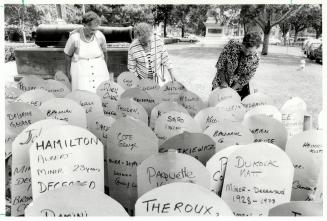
[
  {"left": 206, "top": 145, "right": 242, "bottom": 196},
  {"left": 241, "top": 92, "right": 272, "bottom": 111},
  {"left": 39, "top": 98, "right": 87, "bottom": 128},
  {"left": 159, "top": 81, "right": 187, "bottom": 102},
  {"left": 25, "top": 186, "right": 128, "bottom": 216},
  {"left": 5, "top": 86, "right": 23, "bottom": 103},
  {"left": 159, "top": 131, "right": 216, "bottom": 165},
  {"left": 242, "top": 115, "right": 288, "bottom": 150},
  {"left": 11, "top": 119, "right": 67, "bottom": 216},
  {"left": 117, "top": 71, "right": 140, "bottom": 90},
  {"left": 154, "top": 111, "right": 202, "bottom": 145},
  {"left": 244, "top": 105, "right": 282, "bottom": 122},
  {"left": 88, "top": 114, "right": 116, "bottom": 192},
  {"left": 215, "top": 98, "right": 246, "bottom": 121},
  {"left": 208, "top": 87, "right": 241, "bottom": 107},
  {"left": 285, "top": 130, "right": 323, "bottom": 201},
  {"left": 107, "top": 116, "right": 158, "bottom": 215},
  {"left": 268, "top": 201, "right": 323, "bottom": 216},
  {"left": 65, "top": 90, "right": 104, "bottom": 128},
  {"left": 16, "top": 89, "right": 55, "bottom": 107},
  {"left": 137, "top": 78, "right": 160, "bottom": 98},
  {"left": 281, "top": 97, "right": 307, "bottom": 138},
  {"left": 54, "top": 70, "right": 71, "bottom": 89},
  {"left": 121, "top": 87, "right": 158, "bottom": 115},
  {"left": 135, "top": 182, "right": 234, "bottom": 216},
  {"left": 178, "top": 90, "right": 206, "bottom": 117},
  {"left": 204, "top": 121, "right": 253, "bottom": 152},
  {"left": 29, "top": 125, "right": 104, "bottom": 199},
  {"left": 17, "top": 75, "right": 45, "bottom": 92},
  {"left": 6, "top": 102, "right": 46, "bottom": 135},
  {"left": 39, "top": 79, "right": 71, "bottom": 98},
  {"left": 150, "top": 101, "right": 189, "bottom": 129},
  {"left": 194, "top": 107, "right": 236, "bottom": 131},
  {"left": 96, "top": 80, "right": 125, "bottom": 117},
  {"left": 137, "top": 150, "right": 210, "bottom": 197},
  {"left": 281, "top": 97, "right": 307, "bottom": 113},
  {"left": 116, "top": 97, "right": 148, "bottom": 124},
  {"left": 221, "top": 143, "right": 294, "bottom": 216}
]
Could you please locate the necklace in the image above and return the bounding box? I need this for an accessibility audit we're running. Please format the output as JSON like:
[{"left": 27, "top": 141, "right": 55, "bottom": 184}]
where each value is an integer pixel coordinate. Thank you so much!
[{"left": 82, "top": 28, "right": 94, "bottom": 43}]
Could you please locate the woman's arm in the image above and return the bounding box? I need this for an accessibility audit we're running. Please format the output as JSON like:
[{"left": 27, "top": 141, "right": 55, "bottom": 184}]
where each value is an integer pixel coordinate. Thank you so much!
[{"left": 64, "top": 54, "right": 72, "bottom": 81}]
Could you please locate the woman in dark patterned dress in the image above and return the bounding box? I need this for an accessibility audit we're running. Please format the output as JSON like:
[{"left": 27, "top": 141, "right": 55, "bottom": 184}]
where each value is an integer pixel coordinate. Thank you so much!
[{"left": 211, "top": 32, "right": 262, "bottom": 99}]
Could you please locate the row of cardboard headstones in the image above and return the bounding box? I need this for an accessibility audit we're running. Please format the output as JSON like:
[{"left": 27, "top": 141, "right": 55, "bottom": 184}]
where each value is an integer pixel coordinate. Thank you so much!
[
  {"left": 8, "top": 116, "right": 323, "bottom": 216},
  {"left": 5, "top": 73, "right": 323, "bottom": 215},
  {"left": 6, "top": 72, "right": 323, "bottom": 152}
]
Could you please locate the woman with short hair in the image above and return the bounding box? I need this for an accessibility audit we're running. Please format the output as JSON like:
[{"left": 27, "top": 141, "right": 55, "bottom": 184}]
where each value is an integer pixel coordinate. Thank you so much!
[
  {"left": 64, "top": 11, "right": 109, "bottom": 92},
  {"left": 211, "top": 32, "right": 262, "bottom": 99},
  {"left": 128, "top": 22, "right": 175, "bottom": 83}
]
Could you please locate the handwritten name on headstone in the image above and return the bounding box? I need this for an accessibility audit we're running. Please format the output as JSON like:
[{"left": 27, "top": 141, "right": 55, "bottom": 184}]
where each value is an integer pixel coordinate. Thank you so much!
[
  {"left": 208, "top": 87, "right": 241, "bottom": 107},
  {"left": 96, "top": 81, "right": 125, "bottom": 117},
  {"left": 244, "top": 105, "right": 282, "bottom": 122},
  {"left": 150, "top": 101, "right": 189, "bottom": 129},
  {"left": 178, "top": 90, "right": 206, "bottom": 117},
  {"left": 204, "top": 121, "right": 253, "bottom": 152},
  {"left": 116, "top": 97, "right": 148, "bottom": 124},
  {"left": 17, "top": 75, "right": 45, "bottom": 92},
  {"left": 221, "top": 143, "right": 294, "bottom": 216},
  {"left": 39, "top": 98, "right": 87, "bottom": 128},
  {"left": 16, "top": 89, "right": 55, "bottom": 107},
  {"left": 215, "top": 98, "right": 246, "bottom": 121},
  {"left": 137, "top": 78, "right": 160, "bottom": 98},
  {"left": 135, "top": 182, "right": 234, "bottom": 216},
  {"left": 159, "top": 132, "right": 216, "bottom": 165},
  {"left": 25, "top": 186, "right": 128, "bottom": 216},
  {"left": 107, "top": 116, "right": 158, "bottom": 215},
  {"left": 154, "top": 111, "right": 201, "bottom": 145},
  {"left": 39, "top": 79, "right": 71, "bottom": 98},
  {"left": 121, "top": 87, "right": 158, "bottom": 115},
  {"left": 29, "top": 125, "right": 104, "bottom": 199},
  {"left": 242, "top": 115, "right": 288, "bottom": 150},
  {"left": 6, "top": 102, "right": 46, "bottom": 135},
  {"left": 159, "top": 81, "right": 187, "bottom": 102},
  {"left": 194, "top": 107, "right": 236, "bottom": 131},
  {"left": 117, "top": 71, "right": 140, "bottom": 90},
  {"left": 11, "top": 119, "right": 67, "bottom": 216},
  {"left": 285, "top": 130, "right": 323, "bottom": 201},
  {"left": 137, "top": 151, "right": 210, "bottom": 196},
  {"left": 65, "top": 90, "right": 104, "bottom": 128},
  {"left": 241, "top": 92, "right": 272, "bottom": 111}
]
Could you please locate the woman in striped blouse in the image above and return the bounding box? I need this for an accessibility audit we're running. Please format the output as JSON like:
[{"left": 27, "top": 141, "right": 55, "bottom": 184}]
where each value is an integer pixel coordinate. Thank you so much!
[{"left": 128, "top": 23, "right": 175, "bottom": 83}]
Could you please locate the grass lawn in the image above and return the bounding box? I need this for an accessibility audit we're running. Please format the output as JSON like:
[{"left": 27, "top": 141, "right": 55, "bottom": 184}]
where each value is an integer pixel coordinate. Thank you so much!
[{"left": 166, "top": 43, "right": 322, "bottom": 128}]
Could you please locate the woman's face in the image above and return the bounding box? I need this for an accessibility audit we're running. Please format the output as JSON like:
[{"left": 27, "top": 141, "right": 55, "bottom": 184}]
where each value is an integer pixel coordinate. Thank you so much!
[
  {"left": 138, "top": 33, "right": 152, "bottom": 46},
  {"left": 84, "top": 20, "right": 100, "bottom": 35},
  {"left": 241, "top": 45, "right": 257, "bottom": 56}
]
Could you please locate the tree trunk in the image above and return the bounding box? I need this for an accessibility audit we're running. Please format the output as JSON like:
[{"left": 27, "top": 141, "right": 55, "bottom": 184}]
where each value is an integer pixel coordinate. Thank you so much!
[
  {"left": 163, "top": 18, "right": 167, "bottom": 37},
  {"left": 261, "top": 28, "right": 271, "bottom": 55},
  {"left": 181, "top": 25, "right": 185, "bottom": 38},
  {"left": 283, "top": 35, "right": 288, "bottom": 46},
  {"left": 294, "top": 31, "right": 299, "bottom": 44}
]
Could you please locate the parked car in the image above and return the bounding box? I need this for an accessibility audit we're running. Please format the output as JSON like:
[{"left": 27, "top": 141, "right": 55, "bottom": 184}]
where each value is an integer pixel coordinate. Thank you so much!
[
  {"left": 312, "top": 44, "right": 322, "bottom": 64},
  {"left": 304, "top": 39, "right": 321, "bottom": 55},
  {"left": 302, "top": 38, "right": 314, "bottom": 51},
  {"left": 294, "top": 37, "right": 310, "bottom": 47},
  {"left": 307, "top": 41, "right": 322, "bottom": 59},
  {"left": 269, "top": 37, "right": 281, "bottom": 45}
]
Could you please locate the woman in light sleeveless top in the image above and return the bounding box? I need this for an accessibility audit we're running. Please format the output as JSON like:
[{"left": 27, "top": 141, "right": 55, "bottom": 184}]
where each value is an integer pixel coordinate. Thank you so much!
[{"left": 64, "top": 12, "right": 109, "bottom": 93}]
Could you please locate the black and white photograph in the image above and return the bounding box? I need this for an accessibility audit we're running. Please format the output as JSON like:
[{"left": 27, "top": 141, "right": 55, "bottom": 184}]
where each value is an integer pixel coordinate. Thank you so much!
[{"left": 2, "top": 0, "right": 325, "bottom": 218}]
